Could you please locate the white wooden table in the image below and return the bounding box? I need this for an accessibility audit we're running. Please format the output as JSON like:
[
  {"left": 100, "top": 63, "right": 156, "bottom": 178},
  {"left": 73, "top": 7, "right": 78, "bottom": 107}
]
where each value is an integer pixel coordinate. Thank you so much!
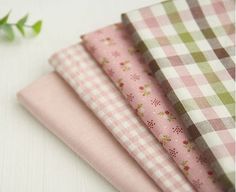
[{"left": 0, "top": 0, "right": 158, "bottom": 191}]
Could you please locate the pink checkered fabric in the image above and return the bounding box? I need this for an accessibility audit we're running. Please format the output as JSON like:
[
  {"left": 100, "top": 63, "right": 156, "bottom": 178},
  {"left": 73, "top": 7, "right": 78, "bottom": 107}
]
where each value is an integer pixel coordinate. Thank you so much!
[
  {"left": 122, "top": 0, "right": 235, "bottom": 190},
  {"left": 49, "top": 43, "right": 195, "bottom": 192}
]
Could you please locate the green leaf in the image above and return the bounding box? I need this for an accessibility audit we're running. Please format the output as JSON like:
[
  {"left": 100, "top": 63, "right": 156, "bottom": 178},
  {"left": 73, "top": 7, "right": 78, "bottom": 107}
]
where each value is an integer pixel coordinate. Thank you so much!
[
  {"left": 32, "top": 20, "right": 42, "bottom": 35},
  {"left": 1, "top": 24, "right": 14, "bottom": 40},
  {"left": 16, "top": 14, "right": 28, "bottom": 36},
  {"left": 0, "top": 11, "right": 11, "bottom": 26}
]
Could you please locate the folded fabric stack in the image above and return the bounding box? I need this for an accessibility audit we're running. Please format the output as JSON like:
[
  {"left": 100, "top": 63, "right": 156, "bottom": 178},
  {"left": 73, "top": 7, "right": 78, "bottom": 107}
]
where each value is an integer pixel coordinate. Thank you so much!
[{"left": 18, "top": 0, "right": 235, "bottom": 191}]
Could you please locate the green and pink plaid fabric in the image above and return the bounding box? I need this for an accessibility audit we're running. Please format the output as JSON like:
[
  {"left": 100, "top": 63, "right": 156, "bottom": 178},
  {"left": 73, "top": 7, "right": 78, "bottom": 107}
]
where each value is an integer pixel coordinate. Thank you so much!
[{"left": 122, "top": 0, "right": 235, "bottom": 190}]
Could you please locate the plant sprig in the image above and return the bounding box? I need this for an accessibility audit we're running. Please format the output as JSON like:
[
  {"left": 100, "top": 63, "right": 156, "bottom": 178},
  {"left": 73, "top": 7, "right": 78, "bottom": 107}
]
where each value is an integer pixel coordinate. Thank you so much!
[{"left": 0, "top": 11, "right": 42, "bottom": 41}]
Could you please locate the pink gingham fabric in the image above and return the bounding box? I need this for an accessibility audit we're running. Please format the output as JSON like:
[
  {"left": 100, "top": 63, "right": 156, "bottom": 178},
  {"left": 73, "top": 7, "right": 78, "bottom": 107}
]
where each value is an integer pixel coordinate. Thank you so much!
[
  {"left": 122, "top": 0, "right": 235, "bottom": 190},
  {"left": 49, "top": 43, "right": 195, "bottom": 192},
  {"left": 82, "top": 24, "right": 224, "bottom": 192}
]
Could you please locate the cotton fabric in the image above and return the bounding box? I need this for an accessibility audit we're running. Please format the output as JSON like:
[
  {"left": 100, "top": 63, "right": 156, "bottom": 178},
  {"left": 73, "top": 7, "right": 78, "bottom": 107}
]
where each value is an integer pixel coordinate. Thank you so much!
[{"left": 122, "top": 0, "right": 235, "bottom": 190}]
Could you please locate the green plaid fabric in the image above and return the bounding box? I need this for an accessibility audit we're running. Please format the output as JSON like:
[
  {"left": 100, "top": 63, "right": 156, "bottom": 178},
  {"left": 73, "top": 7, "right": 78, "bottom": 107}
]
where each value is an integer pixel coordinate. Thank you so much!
[{"left": 122, "top": 0, "right": 235, "bottom": 191}]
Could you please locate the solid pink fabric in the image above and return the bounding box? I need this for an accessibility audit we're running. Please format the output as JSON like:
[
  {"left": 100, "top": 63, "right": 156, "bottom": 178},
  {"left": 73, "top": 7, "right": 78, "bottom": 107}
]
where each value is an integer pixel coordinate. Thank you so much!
[
  {"left": 17, "top": 72, "right": 160, "bottom": 192},
  {"left": 83, "top": 24, "right": 223, "bottom": 192}
]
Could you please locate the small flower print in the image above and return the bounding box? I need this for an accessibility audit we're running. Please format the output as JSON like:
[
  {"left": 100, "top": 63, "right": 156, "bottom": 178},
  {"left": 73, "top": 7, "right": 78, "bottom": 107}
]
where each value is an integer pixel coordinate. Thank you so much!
[
  {"left": 207, "top": 170, "right": 216, "bottom": 182},
  {"left": 181, "top": 160, "right": 190, "bottom": 175},
  {"left": 130, "top": 73, "right": 140, "bottom": 81},
  {"left": 192, "top": 179, "right": 203, "bottom": 189},
  {"left": 116, "top": 79, "right": 124, "bottom": 90},
  {"left": 120, "top": 61, "right": 130, "bottom": 71},
  {"left": 151, "top": 98, "right": 161, "bottom": 107},
  {"left": 139, "top": 84, "right": 151, "bottom": 96},
  {"left": 158, "top": 111, "right": 176, "bottom": 122},
  {"left": 146, "top": 119, "right": 155, "bottom": 129},
  {"left": 107, "top": 68, "right": 114, "bottom": 77},
  {"left": 208, "top": 171, "right": 213, "bottom": 176},
  {"left": 100, "top": 57, "right": 109, "bottom": 66},
  {"left": 135, "top": 104, "right": 144, "bottom": 117},
  {"left": 128, "top": 47, "right": 139, "bottom": 55},
  {"left": 160, "top": 135, "right": 171, "bottom": 145},
  {"left": 111, "top": 51, "right": 120, "bottom": 57},
  {"left": 126, "top": 93, "right": 134, "bottom": 102},
  {"left": 101, "top": 37, "right": 115, "bottom": 46},
  {"left": 172, "top": 125, "right": 183, "bottom": 134},
  {"left": 143, "top": 69, "right": 153, "bottom": 77},
  {"left": 196, "top": 154, "right": 208, "bottom": 165},
  {"left": 183, "top": 140, "right": 195, "bottom": 152},
  {"left": 169, "top": 148, "right": 178, "bottom": 158}
]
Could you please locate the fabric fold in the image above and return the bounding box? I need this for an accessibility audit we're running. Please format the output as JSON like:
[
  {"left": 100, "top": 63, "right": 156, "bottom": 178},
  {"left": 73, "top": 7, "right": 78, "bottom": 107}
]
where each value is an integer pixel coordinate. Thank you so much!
[
  {"left": 82, "top": 23, "right": 224, "bottom": 192},
  {"left": 122, "top": 0, "right": 235, "bottom": 190},
  {"left": 17, "top": 72, "right": 160, "bottom": 192},
  {"left": 49, "top": 44, "right": 195, "bottom": 192}
]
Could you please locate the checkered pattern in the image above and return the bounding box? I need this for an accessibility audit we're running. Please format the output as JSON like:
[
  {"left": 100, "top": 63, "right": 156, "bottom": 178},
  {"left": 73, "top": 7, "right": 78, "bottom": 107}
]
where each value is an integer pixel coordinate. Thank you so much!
[
  {"left": 49, "top": 43, "right": 195, "bottom": 192},
  {"left": 122, "top": 0, "right": 235, "bottom": 190}
]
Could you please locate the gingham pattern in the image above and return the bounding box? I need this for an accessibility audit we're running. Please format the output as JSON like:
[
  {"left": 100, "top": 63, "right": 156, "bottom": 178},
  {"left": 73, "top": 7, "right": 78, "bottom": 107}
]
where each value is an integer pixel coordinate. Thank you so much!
[
  {"left": 49, "top": 43, "right": 195, "bottom": 192},
  {"left": 122, "top": 0, "right": 235, "bottom": 190}
]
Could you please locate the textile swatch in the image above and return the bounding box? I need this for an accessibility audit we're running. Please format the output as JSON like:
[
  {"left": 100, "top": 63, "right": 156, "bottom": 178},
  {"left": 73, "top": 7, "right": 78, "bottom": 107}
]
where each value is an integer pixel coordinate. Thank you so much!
[{"left": 122, "top": 0, "right": 235, "bottom": 190}]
